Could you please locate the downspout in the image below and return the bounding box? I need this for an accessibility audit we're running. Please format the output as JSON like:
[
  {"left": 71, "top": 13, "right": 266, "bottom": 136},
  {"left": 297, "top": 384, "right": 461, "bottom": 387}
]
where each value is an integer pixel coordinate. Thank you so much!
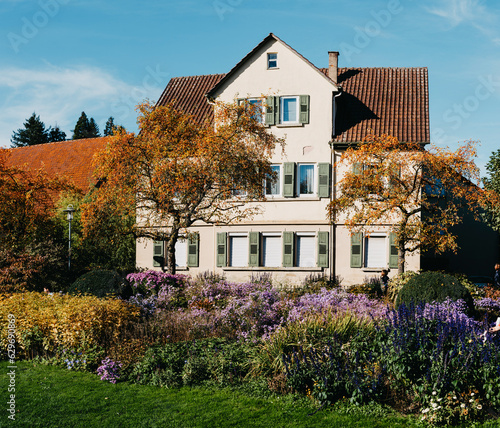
[{"left": 330, "top": 89, "right": 343, "bottom": 283}]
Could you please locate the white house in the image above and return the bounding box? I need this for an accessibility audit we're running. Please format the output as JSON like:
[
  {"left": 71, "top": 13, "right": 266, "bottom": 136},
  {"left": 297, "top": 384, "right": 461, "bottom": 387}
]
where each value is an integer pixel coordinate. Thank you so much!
[{"left": 136, "top": 33, "right": 496, "bottom": 285}]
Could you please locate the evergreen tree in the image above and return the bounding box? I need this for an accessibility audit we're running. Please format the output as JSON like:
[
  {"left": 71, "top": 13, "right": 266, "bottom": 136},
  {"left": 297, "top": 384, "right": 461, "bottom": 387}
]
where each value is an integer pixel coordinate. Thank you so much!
[
  {"left": 72, "top": 112, "right": 101, "bottom": 139},
  {"left": 48, "top": 126, "right": 66, "bottom": 142},
  {"left": 103, "top": 117, "right": 125, "bottom": 136},
  {"left": 10, "top": 113, "right": 49, "bottom": 147}
]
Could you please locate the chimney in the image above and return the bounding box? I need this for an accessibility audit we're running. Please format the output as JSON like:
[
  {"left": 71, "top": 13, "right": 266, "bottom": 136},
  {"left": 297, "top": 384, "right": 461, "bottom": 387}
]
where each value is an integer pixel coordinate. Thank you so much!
[{"left": 328, "top": 51, "right": 339, "bottom": 84}]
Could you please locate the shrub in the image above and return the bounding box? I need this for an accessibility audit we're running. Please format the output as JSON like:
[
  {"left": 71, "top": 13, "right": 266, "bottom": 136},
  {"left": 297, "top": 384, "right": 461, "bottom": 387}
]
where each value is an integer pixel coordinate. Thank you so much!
[
  {"left": 395, "top": 271, "right": 474, "bottom": 312},
  {"left": 68, "top": 269, "right": 128, "bottom": 298},
  {"left": 0, "top": 292, "right": 140, "bottom": 360},
  {"left": 387, "top": 271, "right": 418, "bottom": 303},
  {"left": 254, "top": 310, "right": 374, "bottom": 377},
  {"left": 130, "top": 338, "right": 252, "bottom": 388}
]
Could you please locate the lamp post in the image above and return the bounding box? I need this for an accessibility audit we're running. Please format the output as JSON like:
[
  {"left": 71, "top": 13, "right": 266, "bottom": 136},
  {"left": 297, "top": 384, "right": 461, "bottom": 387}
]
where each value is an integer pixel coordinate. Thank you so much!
[{"left": 63, "top": 205, "right": 75, "bottom": 271}]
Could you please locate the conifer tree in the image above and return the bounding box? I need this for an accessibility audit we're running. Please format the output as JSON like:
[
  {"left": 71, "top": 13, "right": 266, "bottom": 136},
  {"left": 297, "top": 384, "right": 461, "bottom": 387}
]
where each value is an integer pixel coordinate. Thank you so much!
[
  {"left": 48, "top": 125, "right": 66, "bottom": 142},
  {"left": 10, "top": 113, "right": 50, "bottom": 147},
  {"left": 72, "top": 112, "right": 101, "bottom": 139}
]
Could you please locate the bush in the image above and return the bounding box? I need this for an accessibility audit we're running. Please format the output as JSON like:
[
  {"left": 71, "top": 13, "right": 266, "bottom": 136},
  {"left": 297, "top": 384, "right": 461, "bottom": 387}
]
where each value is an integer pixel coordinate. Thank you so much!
[
  {"left": 0, "top": 292, "right": 140, "bottom": 360},
  {"left": 395, "top": 271, "right": 474, "bottom": 312},
  {"left": 68, "top": 269, "right": 129, "bottom": 298},
  {"left": 130, "top": 338, "right": 252, "bottom": 388}
]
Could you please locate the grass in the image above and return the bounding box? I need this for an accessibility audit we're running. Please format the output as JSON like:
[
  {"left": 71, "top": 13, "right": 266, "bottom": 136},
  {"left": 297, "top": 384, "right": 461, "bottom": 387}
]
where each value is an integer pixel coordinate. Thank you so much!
[{"left": 0, "top": 360, "right": 423, "bottom": 428}]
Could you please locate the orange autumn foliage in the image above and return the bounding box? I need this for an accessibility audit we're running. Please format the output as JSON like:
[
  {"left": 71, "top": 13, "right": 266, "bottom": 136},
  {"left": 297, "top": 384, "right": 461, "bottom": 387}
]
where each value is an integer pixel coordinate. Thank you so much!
[
  {"left": 329, "top": 135, "right": 497, "bottom": 273},
  {"left": 82, "top": 100, "right": 284, "bottom": 273}
]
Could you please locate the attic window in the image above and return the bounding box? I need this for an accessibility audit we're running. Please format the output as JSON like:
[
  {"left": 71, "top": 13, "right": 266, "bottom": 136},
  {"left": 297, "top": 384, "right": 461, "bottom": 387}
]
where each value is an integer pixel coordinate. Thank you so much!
[{"left": 267, "top": 53, "right": 277, "bottom": 69}]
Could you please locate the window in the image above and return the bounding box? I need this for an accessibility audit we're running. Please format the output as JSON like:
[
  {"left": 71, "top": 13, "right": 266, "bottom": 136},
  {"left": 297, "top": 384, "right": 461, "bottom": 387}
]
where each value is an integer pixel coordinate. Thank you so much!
[
  {"left": 264, "top": 95, "right": 309, "bottom": 126},
  {"left": 350, "top": 232, "right": 398, "bottom": 269},
  {"left": 298, "top": 164, "right": 315, "bottom": 196},
  {"left": 280, "top": 96, "right": 299, "bottom": 124},
  {"left": 364, "top": 235, "right": 387, "bottom": 268},
  {"left": 267, "top": 53, "right": 277, "bottom": 69},
  {"left": 175, "top": 239, "right": 188, "bottom": 268},
  {"left": 229, "top": 234, "right": 248, "bottom": 267},
  {"left": 296, "top": 233, "right": 315, "bottom": 267},
  {"left": 153, "top": 234, "right": 199, "bottom": 268},
  {"left": 265, "top": 165, "right": 281, "bottom": 196},
  {"left": 216, "top": 231, "right": 328, "bottom": 268},
  {"left": 248, "top": 98, "right": 264, "bottom": 123},
  {"left": 262, "top": 234, "right": 281, "bottom": 267}
]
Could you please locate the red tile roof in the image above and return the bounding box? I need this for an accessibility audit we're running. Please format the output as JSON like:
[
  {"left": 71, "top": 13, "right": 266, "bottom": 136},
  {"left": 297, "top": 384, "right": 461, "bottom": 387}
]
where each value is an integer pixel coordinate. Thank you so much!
[
  {"left": 157, "top": 67, "right": 430, "bottom": 143},
  {"left": 329, "top": 67, "right": 430, "bottom": 144},
  {"left": 5, "top": 137, "right": 110, "bottom": 191}
]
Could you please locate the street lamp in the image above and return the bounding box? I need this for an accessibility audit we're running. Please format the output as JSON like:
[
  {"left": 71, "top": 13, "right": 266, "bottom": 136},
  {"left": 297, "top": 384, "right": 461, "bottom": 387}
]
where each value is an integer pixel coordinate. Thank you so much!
[{"left": 63, "top": 205, "right": 75, "bottom": 271}]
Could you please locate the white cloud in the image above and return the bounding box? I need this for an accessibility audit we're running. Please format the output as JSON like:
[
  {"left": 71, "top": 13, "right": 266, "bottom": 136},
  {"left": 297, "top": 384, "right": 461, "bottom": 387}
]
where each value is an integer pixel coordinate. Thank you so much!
[
  {"left": 425, "top": 0, "right": 499, "bottom": 39},
  {"left": 426, "top": 0, "right": 488, "bottom": 25},
  {"left": 0, "top": 63, "right": 165, "bottom": 147}
]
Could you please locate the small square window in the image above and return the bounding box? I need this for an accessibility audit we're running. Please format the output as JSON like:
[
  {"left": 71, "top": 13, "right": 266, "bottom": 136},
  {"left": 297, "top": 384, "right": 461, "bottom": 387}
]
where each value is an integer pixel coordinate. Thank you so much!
[{"left": 267, "top": 53, "right": 277, "bottom": 69}]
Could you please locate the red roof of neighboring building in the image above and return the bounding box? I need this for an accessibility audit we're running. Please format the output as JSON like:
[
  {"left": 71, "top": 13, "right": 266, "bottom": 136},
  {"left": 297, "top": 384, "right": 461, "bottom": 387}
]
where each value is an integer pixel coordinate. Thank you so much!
[
  {"left": 5, "top": 137, "right": 110, "bottom": 191},
  {"left": 157, "top": 67, "right": 430, "bottom": 144}
]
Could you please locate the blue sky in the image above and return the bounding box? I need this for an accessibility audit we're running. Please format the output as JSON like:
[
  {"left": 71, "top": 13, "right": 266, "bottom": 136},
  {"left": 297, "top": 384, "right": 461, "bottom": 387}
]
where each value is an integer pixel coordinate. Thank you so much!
[{"left": 1, "top": 0, "right": 499, "bottom": 175}]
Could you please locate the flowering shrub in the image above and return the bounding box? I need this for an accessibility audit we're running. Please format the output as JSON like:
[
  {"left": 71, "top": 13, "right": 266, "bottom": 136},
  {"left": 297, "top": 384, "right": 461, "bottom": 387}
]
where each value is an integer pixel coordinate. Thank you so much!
[
  {"left": 286, "top": 288, "right": 388, "bottom": 324},
  {"left": 420, "top": 390, "right": 485, "bottom": 426},
  {"left": 97, "top": 357, "right": 122, "bottom": 383},
  {"left": 126, "top": 271, "right": 190, "bottom": 311},
  {"left": 0, "top": 292, "right": 140, "bottom": 359}
]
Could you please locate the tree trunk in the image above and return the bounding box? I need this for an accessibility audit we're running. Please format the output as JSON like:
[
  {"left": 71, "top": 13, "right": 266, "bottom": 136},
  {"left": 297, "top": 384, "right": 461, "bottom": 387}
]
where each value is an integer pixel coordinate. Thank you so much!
[
  {"left": 165, "top": 233, "right": 178, "bottom": 275},
  {"left": 398, "top": 241, "right": 406, "bottom": 274}
]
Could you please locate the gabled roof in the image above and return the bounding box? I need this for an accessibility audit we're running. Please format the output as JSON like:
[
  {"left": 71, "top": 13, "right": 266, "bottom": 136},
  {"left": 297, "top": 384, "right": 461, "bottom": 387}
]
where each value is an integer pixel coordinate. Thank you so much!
[
  {"left": 5, "top": 137, "right": 110, "bottom": 191},
  {"left": 206, "top": 33, "right": 339, "bottom": 99},
  {"left": 156, "top": 67, "right": 430, "bottom": 143}
]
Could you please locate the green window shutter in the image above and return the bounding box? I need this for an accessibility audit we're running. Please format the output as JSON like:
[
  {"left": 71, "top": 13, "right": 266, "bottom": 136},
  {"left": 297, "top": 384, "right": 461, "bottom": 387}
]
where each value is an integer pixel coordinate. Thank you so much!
[
  {"left": 350, "top": 232, "right": 363, "bottom": 268},
  {"left": 216, "top": 232, "right": 227, "bottom": 267},
  {"left": 274, "top": 96, "right": 280, "bottom": 124},
  {"left": 187, "top": 233, "right": 199, "bottom": 267},
  {"left": 265, "top": 96, "right": 275, "bottom": 125},
  {"left": 318, "top": 163, "right": 331, "bottom": 198},
  {"left": 248, "top": 232, "right": 260, "bottom": 267},
  {"left": 283, "top": 162, "right": 295, "bottom": 198},
  {"left": 153, "top": 240, "right": 164, "bottom": 267},
  {"left": 389, "top": 233, "right": 398, "bottom": 269},
  {"left": 353, "top": 163, "right": 362, "bottom": 175},
  {"left": 317, "top": 231, "right": 329, "bottom": 268},
  {"left": 299, "top": 95, "right": 309, "bottom": 124},
  {"left": 283, "top": 232, "right": 294, "bottom": 267}
]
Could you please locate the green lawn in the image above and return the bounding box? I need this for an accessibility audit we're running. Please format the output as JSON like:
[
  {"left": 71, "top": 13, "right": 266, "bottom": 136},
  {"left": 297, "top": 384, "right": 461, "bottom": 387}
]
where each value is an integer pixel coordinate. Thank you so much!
[{"left": 0, "top": 360, "right": 491, "bottom": 428}]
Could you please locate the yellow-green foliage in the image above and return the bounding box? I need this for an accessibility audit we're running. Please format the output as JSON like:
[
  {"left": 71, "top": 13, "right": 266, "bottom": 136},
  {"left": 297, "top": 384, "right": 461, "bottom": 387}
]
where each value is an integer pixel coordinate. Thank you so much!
[{"left": 0, "top": 292, "right": 140, "bottom": 358}]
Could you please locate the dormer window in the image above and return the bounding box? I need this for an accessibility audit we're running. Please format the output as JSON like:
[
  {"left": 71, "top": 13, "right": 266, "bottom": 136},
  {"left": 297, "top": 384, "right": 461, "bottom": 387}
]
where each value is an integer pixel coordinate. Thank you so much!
[{"left": 267, "top": 53, "right": 278, "bottom": 69}]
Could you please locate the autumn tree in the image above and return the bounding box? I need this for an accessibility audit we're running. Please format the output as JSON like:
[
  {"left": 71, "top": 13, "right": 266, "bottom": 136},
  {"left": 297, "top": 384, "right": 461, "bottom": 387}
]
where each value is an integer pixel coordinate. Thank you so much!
[
  {"left": 0, "top": 149, "right": 71, "bottom": 290},
  {"left": 483, "top": 149, "right": 500, "bottom": 232},
  {"left": 329, "top": 135, "right": 493, "bottom": 273},
  {"left": 82, "top": 100, "right": 284, "bottom": 273}
]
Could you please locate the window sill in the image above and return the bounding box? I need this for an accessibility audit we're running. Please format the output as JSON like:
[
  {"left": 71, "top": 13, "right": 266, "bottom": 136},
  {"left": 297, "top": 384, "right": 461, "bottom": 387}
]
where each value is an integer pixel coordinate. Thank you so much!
[
  {"left": 222, "top": 267, "right": 323, "bottom": 272},
  {"left": 276, "top": 123, "right": 303, "bottom": 128},
  {"left": 361, "top": 268, "right": 385, "bottom": 273},
  {"left": 265, "top": 196, "right": 321, "bottom": 201}
]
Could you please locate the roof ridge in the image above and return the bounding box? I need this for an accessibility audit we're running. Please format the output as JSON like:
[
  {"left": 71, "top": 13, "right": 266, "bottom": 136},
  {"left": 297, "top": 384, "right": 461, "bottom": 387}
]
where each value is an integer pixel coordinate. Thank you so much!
[{"left": 6, "top": 136, "right": 111, "bottom": 151}]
